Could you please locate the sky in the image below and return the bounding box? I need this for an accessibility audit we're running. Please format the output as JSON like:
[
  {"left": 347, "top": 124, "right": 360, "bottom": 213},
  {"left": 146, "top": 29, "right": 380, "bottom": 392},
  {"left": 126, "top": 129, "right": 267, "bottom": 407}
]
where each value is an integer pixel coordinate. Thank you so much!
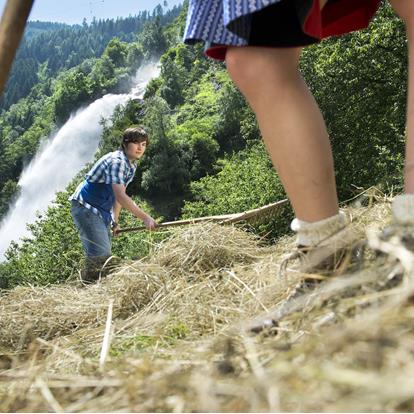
[{"left": 0, "top": 0, "right": 183, "bottom": 25}]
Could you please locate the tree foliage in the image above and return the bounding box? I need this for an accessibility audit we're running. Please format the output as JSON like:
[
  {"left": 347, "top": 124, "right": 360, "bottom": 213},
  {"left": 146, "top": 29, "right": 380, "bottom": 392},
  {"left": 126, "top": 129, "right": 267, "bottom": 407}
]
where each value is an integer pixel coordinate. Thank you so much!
[
  {"left": 0, "top": 5, "right": 184, "bottom": 219},
  {"left": 182, "top": 143, "right": 291, "bottom": 238},
  {"left": 1, "top": 6, "right": 181, "bottom": 111}
]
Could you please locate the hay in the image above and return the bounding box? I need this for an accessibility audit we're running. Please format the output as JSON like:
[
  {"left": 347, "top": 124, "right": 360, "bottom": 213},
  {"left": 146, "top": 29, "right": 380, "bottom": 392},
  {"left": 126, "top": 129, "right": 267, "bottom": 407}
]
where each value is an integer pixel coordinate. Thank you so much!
[
  {"left": 153, "top": 222, "right": 265, "bottom": 273},
  {"left": 0, "top": 224, "right": 270, "bottom": 351},
  {"left": 0, "top": 263, "right": 168, "bottom": 349},
  {"left": 2, "top": 200, "right": 414, "bottom": 412}
]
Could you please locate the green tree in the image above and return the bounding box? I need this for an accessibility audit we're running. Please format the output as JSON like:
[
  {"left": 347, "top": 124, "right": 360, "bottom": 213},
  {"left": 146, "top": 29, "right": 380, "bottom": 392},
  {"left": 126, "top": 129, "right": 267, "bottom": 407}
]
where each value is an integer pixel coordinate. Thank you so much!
[
  {"left": 104, "top": 38, "right": 128, "bottom": 67},
  {"left": 0, "top": 181, "right": 20, "bottom": 218},
  {"left": 126, "top": 44, "right": 144, "bottom": 73},
  {"left": 183, "top": 143, "right": 291, "bottom": 238},
  {"left": 138, "top": 17, "right": 168, "bottom": 58},
  {"left": 0, "top": 191, "right": 83, "bottom": 288},
  {"left": 53, "top": 69, "right": 93, "bottom": 120},
  {"left": 300, "top": 3, "right": 406, "bottom": 199}
]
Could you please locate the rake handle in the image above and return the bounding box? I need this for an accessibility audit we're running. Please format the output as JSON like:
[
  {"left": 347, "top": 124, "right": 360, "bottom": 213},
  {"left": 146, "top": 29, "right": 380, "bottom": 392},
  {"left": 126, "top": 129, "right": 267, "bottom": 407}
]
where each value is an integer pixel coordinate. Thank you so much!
[
  {"left": 0, "top": 0, "right": 35, "bottom": 95},
  {"left": 116, "top": 217, "right": 230, "bottom": 234},
  {"left": 116, "top": 199, "right": 289, "bottom": 234}
]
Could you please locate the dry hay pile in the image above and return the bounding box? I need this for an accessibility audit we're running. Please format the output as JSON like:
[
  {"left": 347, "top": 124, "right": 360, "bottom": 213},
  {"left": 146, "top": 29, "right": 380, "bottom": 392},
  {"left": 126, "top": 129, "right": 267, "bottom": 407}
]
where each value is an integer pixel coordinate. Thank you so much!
[
  {"left": 0, "top": 263, "right": 168, "bottom": 350},
  {"left": 153, "top": 222, "right": 265, "bottom": 272},
  {"left": 2, "top": 200, "right": 414, "bottom": 412}
]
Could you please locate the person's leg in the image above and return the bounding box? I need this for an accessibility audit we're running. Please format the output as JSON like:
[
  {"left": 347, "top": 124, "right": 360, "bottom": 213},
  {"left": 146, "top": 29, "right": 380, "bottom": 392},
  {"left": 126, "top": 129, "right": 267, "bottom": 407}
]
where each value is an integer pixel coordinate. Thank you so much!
[
  {"left": 386, "top": 1, "right": 414, "bottom": 224},
  {"left": 71, "top": 201, "right": 112, "bottom": 282},
  {"left": 226, "top": 46, "right": 339, "bottom": 223},
  {"left": 388, "top": 0, "right": 414, "bottom": 193}
]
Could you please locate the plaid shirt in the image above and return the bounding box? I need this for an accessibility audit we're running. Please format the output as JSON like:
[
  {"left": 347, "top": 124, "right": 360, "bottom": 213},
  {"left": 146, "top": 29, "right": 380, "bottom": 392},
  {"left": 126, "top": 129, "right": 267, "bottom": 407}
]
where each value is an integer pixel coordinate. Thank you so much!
[{"left": 70, "top": 150, "right": 136, "bottom": 222}]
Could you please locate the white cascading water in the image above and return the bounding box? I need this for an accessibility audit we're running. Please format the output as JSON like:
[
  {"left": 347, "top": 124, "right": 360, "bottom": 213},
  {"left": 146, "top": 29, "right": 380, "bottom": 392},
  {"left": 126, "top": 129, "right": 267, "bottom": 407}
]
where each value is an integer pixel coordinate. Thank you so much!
[{"left": 0, "top": 62, "right": 160, "bottom": 260}]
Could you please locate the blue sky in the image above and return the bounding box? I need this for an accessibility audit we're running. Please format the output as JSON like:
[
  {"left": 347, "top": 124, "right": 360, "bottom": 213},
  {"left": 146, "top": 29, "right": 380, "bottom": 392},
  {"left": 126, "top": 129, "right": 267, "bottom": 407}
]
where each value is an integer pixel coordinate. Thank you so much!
[{"left": 0, "top": 0, "right": 183, "bottom": 25}]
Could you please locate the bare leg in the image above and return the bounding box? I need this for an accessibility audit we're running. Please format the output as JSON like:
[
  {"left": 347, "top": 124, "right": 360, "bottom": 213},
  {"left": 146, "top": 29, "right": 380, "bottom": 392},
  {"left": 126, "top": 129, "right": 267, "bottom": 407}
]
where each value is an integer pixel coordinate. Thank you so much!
[
  {"left": 226, "top": 46, "right": 339, "bottom": 222},
  {"left": 389, "top": 0, "right": 414, "bottom": 192}
]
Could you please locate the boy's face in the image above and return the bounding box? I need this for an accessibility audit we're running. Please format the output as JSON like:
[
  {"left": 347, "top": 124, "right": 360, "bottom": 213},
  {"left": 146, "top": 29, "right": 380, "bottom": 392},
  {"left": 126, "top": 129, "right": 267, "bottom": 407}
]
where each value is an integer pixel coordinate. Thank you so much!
[{"left": 125, "top": 140, "right": 147, "bottom": 160}]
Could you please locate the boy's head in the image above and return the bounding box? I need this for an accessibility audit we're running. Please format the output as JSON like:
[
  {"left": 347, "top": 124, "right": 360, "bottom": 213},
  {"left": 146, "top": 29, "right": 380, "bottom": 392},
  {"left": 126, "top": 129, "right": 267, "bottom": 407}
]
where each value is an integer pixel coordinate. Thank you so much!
[
  {"left": 120, "top": 127, "right": 149, "bottom": 161},
  {"left": 121, "top": 127, "right": 149, "bottom": 150}
]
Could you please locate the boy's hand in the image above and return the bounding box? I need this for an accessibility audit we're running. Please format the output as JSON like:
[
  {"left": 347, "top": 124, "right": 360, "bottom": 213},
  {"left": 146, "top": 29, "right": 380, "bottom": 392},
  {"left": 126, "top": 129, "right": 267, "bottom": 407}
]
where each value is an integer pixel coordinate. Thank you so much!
[
  {"left": 143, "top": 216, "right": 157, "bottom": 231},
  {"left": 112, "top": 224, "right": 120, "bottom": 237}
]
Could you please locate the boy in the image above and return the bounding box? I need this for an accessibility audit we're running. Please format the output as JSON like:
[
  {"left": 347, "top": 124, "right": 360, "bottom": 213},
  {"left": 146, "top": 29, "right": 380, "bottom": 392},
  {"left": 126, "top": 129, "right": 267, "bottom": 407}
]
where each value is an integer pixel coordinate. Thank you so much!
[{"left": 70, "top": 126, "right": 156, "bottom": 283}]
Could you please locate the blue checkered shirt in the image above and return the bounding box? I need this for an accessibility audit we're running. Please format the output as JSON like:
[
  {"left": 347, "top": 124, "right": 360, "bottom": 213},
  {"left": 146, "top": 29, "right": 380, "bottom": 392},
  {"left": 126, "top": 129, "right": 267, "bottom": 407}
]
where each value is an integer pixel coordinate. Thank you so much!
[{"left": 70, "top": 150, "right": 136, "bottom": 223}]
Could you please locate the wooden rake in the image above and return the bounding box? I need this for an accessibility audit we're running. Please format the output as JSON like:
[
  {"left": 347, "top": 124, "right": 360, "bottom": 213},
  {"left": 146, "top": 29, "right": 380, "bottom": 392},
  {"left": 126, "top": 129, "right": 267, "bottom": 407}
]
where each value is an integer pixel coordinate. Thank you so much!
[
  {"left": 0, "top": 0, "right": 35, "bottom": 96},
  {"left": 117, "top": 199, "right": 289, "bottom": 234}
]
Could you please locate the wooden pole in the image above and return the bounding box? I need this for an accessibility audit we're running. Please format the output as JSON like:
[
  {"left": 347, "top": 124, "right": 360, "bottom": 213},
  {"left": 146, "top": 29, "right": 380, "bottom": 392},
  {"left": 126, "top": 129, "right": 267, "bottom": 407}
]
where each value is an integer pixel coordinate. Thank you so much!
[
  {"left": 0, "top": 0, "right": 35, "bottom": 97},
  {"left": 116, "top": 215, "right": 237, "bottom": 234},
  {"left": 117, "top": 199, "right": 289, "bottom": 234}
]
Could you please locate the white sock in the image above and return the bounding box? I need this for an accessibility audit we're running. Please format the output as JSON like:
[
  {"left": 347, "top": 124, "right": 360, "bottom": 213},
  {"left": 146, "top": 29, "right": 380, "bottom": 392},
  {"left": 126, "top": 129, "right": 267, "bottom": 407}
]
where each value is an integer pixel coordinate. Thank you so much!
[
  {"left": 392, "top": 194, "right": 414, "bottom": 225},
  {"left": 291, "top": 211, "right": 348, "bottom": 247}
]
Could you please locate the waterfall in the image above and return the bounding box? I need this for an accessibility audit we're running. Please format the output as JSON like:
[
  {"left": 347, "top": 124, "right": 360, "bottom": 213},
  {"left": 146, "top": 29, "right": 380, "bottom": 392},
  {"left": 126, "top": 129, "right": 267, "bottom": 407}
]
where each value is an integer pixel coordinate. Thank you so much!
[{"left": 0, "top": 62, "right": 160, "bottom": 260}]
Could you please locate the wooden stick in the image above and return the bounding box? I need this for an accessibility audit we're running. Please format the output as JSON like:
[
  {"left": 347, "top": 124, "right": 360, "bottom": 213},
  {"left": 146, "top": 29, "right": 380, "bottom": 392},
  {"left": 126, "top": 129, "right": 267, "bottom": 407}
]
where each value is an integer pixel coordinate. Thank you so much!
[
  {"left": 0, "top": 0, "right": 35, "bottom": 96},
  {"left": 221, "top": 199, "right": 289, "bottom": 224},
  {"left": 117, "top": 199, "right": 289, "bottom": 234},
  {"left": 99, "top": 299, "right": 114, "bottom": 370},
  {"left": 116, "top": 215, "right": 236, "bottom": 234}
]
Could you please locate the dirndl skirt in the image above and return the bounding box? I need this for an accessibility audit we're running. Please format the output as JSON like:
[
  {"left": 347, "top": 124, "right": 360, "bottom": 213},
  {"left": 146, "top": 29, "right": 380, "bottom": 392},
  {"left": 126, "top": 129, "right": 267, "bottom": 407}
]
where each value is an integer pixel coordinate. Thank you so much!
[{"left": 184, "top": 0, "right": 381, "bottom": 61}]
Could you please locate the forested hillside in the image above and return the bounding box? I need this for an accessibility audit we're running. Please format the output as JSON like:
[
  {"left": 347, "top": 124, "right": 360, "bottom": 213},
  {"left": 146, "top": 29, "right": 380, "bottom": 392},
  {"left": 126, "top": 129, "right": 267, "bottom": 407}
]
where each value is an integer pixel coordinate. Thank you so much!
[
  {"left": 0, "top": 3, "right": 181, "bottom": 220},
  {"left": 0, "top": 1, "right": 408, "bottom": 288},
  {"left": 0, "top": 4, "right": 181, "bottom": 111}
]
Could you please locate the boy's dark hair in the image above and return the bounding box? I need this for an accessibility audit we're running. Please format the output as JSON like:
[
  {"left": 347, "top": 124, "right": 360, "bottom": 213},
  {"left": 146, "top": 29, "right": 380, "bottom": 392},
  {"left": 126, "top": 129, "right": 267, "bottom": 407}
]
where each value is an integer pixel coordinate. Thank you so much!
[{"left": 120, "top": 127, "right": 149, "bottom": 150}]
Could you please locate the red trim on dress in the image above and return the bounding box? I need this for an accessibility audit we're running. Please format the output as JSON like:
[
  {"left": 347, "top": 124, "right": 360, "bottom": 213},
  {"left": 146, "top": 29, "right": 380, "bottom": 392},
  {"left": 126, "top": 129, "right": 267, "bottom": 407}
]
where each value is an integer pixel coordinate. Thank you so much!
[
  {"left": 321, "top": 0, "right": 381, "bottom": 38},
  {"left": 205, "top": 0, "right": 381, "bottom": 62},
  {"left": 303, "top": 0, "right": 323, "bottom": 39},
  {"left": 304, "top": 0, "right": 381, "bottom": 39},
  {"left": 205, "top": 45, "right": 228, "bottom": 61}
]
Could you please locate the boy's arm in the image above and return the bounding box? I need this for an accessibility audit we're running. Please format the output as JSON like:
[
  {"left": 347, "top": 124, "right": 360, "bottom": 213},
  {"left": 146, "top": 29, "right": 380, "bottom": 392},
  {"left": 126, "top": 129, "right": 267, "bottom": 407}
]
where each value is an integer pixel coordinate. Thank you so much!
[
  {"left": 112, "top": 200, "right": 122, "bottom": 236},
  {"left": 112, "top": 184, "right": 157, "bottom": 230},
  {"left": 113, "top": 200, "right": 122, "bottom": 225}
]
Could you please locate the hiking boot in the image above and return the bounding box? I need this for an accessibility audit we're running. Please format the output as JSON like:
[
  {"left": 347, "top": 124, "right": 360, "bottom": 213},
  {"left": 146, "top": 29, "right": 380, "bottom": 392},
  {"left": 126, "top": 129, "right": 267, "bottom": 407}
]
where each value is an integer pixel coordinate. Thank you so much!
[
  {"left": 247, "top": 211, "right": 364, "bottom": 336},
  {"left": 80, "top": 256, "right": 113, "bottom": 284},
  {"left": 379, "top": 224, "right": 414, "bottom": 251},
  {"left": 377, "top": 194, "right": 414, "bottom": 253},
  {"left": 280, "top": 225, "right": 362, "bottom": 277}
]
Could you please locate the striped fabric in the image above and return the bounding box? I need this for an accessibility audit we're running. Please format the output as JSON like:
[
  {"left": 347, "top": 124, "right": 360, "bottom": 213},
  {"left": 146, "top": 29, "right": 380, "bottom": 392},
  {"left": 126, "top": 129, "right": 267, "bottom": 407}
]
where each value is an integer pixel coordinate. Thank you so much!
[
  {"left": 84, "top": 150, "right": 136, "bottom": 186},
  {"left": 184, "top": 0, "right": 382, "bottom": 61},
  {"left": 184, "top": 0, "right": 282, "bottom": 48},
  {"left": 70, "top": 150, "right": 136, "bottom": 220}
]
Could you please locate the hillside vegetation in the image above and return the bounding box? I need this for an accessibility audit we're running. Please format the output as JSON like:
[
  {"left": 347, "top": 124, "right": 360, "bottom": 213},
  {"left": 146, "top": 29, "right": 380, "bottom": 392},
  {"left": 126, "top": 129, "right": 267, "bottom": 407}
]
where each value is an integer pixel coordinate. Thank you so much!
[
  {"left": 0, "top": 2, "right": 181, "bottom": 219},
  {"left": 1, "top": 5, "right": 181, "bottom": 112}
]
